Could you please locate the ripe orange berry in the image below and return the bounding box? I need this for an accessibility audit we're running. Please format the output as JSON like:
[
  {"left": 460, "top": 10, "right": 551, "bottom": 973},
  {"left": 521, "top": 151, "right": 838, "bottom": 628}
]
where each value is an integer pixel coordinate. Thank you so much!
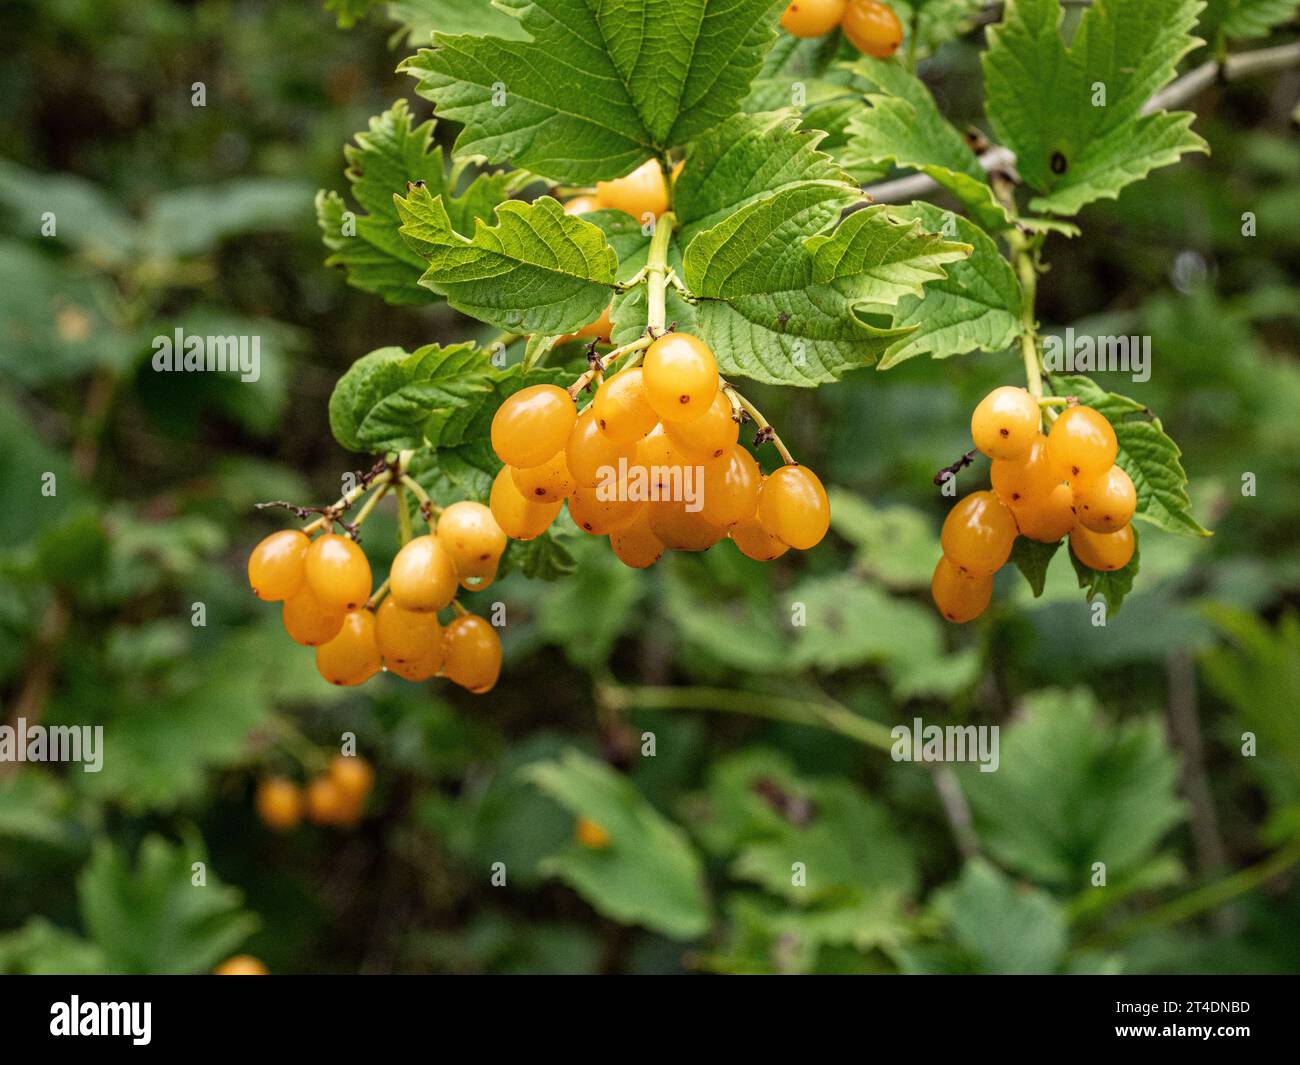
[
  {"left": 1046, "top": 405, "right": 1117, "bottom": 483},
  {"left": 595, "top": 160, "right": 669, "bottom": 220},
  {"left": 214, "top": 955, "right": 268, "bottom": 976},
  {"left": 304, "top": 532, "right": 372, "bottom": 613},
  {"left": 248, "top": 529, "right": 310, "bottom": 601},
  {"left": 842, "top": 0, "right": 904, "bottom": 57},
  {"left": 642, "top": 333, "right": 719, "bottom": 424},
  {"left": 563, "top": 194, "right": 600, "bottom": 215},
  {"left": 1073, "top": 465, "right": 1137, "bottom": 534},
  {"left": 374, "top": 596, "right": 443, "bottom": 665},
  {"left": 566, "top": 408, "right": 638, "bottom": 488},
  {"left": 387, "top": 652, "right": 443, "bottom": 681},
  {"left": 757, "top": 465, "right": 831, "bottom": 550},
  {"left": 436, "top": 500, "right": 507, "bottom": 577},
  {"left": 990, "top": 434, "right": 1062, "bottom": 508},
  {"left": 389, "top": 534, "right": 458, "bottom": 612},
  {"left": 315, "top": 610, "right": 382, "bottom": 687},
  {"left": 730, "top": 510, "right": 791, "bottom": 562},
  {"left": 664, "top": 389, "right": 739, "bottom": 461},
  {"left": 564, "top": 304, "right": 613, "bottom": 344},
  {"left": 575, "top": 816, "right": 612, "bottom": 849},
  {"left": 1070, "top": 523, "right": 1135, "bottom": 572},
  {"left": 490, "top": 384, "right": 576, "bottom": 469},
  {"left": 568, "top": 485, "right": 642, "bottom": 535},
  {"left": 281, "top": 588, "right": 346, "bottom": 647},
  {"left": 255, "top": 777, "right": 303, "bottom": 831},
  {"left": 305, "top": 774, "right": 358, "bottom": 825},
  {"left": 510, "top": 450, "right": 575, "bottom": 503},
  {"left": 489, "top": 466, "right": 563, "bottom": 540},
  {"left": 441, "top": 614, "right": 503, "bottom": 694},
  {"left": 592, "top": 367, "right": 659, "bottom": 444},
  {"left": 971, "top": 386, "right": 1040, "bottom": 461},
  {"left": 609, "top": 512, "right": 666, "bottom": 569},
  {"left": 699, "top": 445, "right": 762, "bottom": 528},
  {"left": 940, "top": 491, "right": 1017, "bottom": 578},
  {"left": 329, "top": 754, "right": 374, "bottom": 804},
  {"left": 780, "top": 0, "right": 848, "bottom": 37},
  {"left": 1012, "top": 482, "right": 1078, "bottom": 543},
  {"left": 647, "top": 499, "right": 726, "bottom": 552},
  {"left": 931, "top": 557, "right": 993, "bottom": 624}
]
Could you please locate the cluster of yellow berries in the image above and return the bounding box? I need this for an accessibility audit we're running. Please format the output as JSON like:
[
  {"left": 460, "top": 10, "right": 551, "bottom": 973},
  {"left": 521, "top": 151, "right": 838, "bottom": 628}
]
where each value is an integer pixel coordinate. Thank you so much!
[
  {"left": 254, "top": 755, "right": 376, "bottom": 831},
  {"left": 489, "top": 331, "right": 831, "bottom": 568},
  {"left": 780, "top": 0, "right": 904, "bottom": 56},
  {"left": 932, "top": 387, "right": 1137, "bottom": 623},
  {"left": 247, "top": 503, "right": 503, "bottom": 693}
]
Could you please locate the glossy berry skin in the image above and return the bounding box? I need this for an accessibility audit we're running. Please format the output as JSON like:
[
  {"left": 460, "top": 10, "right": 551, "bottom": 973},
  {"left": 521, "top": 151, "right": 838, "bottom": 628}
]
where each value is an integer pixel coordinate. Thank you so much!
[
  {"left": 842, "top": 0, "right": 904, "bottom": 57},
  {"left": 329, "top": 754, "right": 374, "bottom": 803},
  {"left": 1012, "top": 482, "right": 1077, "bottom": 543},
  {"left": 436, "top": 501, "right": 507, "bottom": 576},
  {"left": 569, "top": 486, "right": 642, "bottom": 535},
  {"left": 971, "top": 386, "right": 1040, "bottom": 461},
  {"left": 664, "top": 389, "right": 739, "bottom": 461},
  {"left": 281, "top": 588, "right": 346, "bottom": 647},
  {"left": 563, "top": 194, "right": 600, "bottom": 215},
  {"left": 490, "top": 384, "right": 576, "bottom": 469},
  {"left": 575, "top": 816, "right": 612, "bottom": 849},
  {"left": 757, "top": 465, "right": 831, "bottom": 550},
  {"left": 255, "top": 777, "right": 303, "bottom": 831},
  {"left": 647, "top": 499, "right": 726, "bottom": 552},
  {"left": 700, "top": 445, "right": 762, "bottom": 528},
  {"left": 305, "top": 774, "right": 358, "bottom": 826},
  {"left": 610, "top": 512, "right": 666, "bottom": 569},
  {"left": 374, "top": 596, "right": 443, "bottom": 665},
  {"left": 931, "top": 557, "right": 993, "bottom": 624},
  {"left": 315, "top": 610, "right": 382, "bottom": 687},
  {"left": 595, "top": 160, "right": 669, "bottom": 220},
  {"left": 566, "top": 408, "right": 638, "bottom": 487},
  {"left": 1070, "top": 523, "right": 1135, "bottom": 572},
  {"left": 248, "top": 529, "right": 310, "bottom": 601},
  {"left": 387, "top": 652, "right": 443, "bottom": 682},
  {"left": 593, "top": 368, "right": 660, "bottom": 444},
  {"left": 990, "top": 434, "right": 1061, "bottom": 508},
  {"left": 305, "top": 532, "right": 372, "bottom": 613},
  {"left": 1073, "top": 465, "right": 1137, "bottom": 534},
  {"left": 730, "top": 512, "right": 791, "bottom": 562},
  {"left": 441, "top": 614, "right": 503, "bottom": 694},
  {"left": 457, "top": 558, "right": 497, "bottom": 593},
  {"left": 568, "top": 304, "right": 613, "bottom": 343},
  {"left": 1046, "top": 405, "right": 1117, "bottom": 483},
  {"left": 642, "top": 333, "right": 719, "bottom": 424},
  {"left": 214, "top": 955, "right": 269, "bottom": 976},
  {"left": 490, "top": 467, "right": 563, "bottom": 540},
  {"left": 780, "top": 0, "right": 848, "bottom": 38},
  {"left": 940, "top": 491, "right": 1018, "bottom": 578},
  {"left": 510, "top": 450, "right": 575, "bottom": 503},
  {"left": 389, "top": 534, "right": 458, "bottom": 613}
]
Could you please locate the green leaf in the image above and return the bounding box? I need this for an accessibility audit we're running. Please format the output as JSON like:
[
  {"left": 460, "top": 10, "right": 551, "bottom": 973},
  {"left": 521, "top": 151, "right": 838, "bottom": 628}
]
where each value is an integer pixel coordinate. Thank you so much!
[
  {"left": 77, "top": 835, "right": 259, "bottom": 974},
  {"left": 1054, "top": 374, "right": 1210, "bottom": 537},
  {"left": 396, "top": 189, "right": 617, "bottom": 334},
  {"left": 505, "top": 520, "right": 579, "bottom": 581},
  {"left": 983, "top": 0, "right": 1208, "bottom": 215},
  {"left": 0, "top": 770, "right": 81, "bottom": 849},
  {"left": 684, "top": 203, "right": 970, "bottom": 385},
  {"left": 524, "top": 749, "right": 711, "bottom": 940},
  {"left": 827, "top": 490, "right": 939, "bottom": 589},
  {"left": 871, "top": 203, "right": 1023, "bottom": 368},
  {"left": 842, "top": 58, "right": 1012, "bottom": 232},
  {"left": 1067, "top": 520, "right": 1140, "bottom": 613},
  {"left": 0, "top": 919, "right": 108, "bottom": 976},
  {"left": 139, "top": 178, "right": 312, "bottom": 260},
  {"left": 0, "top": 161, "right": 136, "bottom": 265},
  {"left": 318, "top": 101, "right": 511, "bottom": 305},
  {"left": 537, "top": 535, "right": 642, "bottom": 666},
  {"left": 1011, "top": 535, "right": 1062, "bottom": 597},
  {"left": 325, "top": 0, "right": 383, "bottom": 27},
  {"left": 388, "top": 0, "right": 532, "bottom": 44},
  {"left": 401, "top": 0, "right": 786, "bottom": 184},
  {"left": 961, "top": 688, "right": 1185, "bottom": 887},
  {"left": 1200, "top": 0, "right": 1300, "bottom": 42}
]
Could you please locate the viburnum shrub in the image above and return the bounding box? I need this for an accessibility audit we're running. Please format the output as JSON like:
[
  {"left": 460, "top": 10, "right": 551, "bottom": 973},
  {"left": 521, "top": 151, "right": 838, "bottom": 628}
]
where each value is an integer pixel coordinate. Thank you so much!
[{"left": 261, "top": 0, "right": 1245, "bottom": 695}]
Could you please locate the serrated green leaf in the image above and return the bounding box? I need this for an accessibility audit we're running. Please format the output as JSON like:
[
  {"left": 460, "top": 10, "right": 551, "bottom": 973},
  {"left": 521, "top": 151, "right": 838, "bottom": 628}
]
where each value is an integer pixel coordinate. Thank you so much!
[
  {"left": 1067, "top": 520, "right": 1140, "bottom": 612},
  {"left": 396, "top": 189, "right": 617, "bottom": 333},
  {"left": 318, "top": 101, "right": 510, "bottom": 305},
  {"left": 401, "top": 0, "right": 786, "bottom": 184},
  {"left": 871, "top": 203, "right": 1022, "bottom": 367},
  {"left": 1011, "top": 535, "right": 1062, "bottom": 597},
  {"left": 1055, "top": 374, "right": 1210, "bottom": 537},
  {"left": 525, "top": 749, "right": 711, "bottom": 939},
  {"left": 983, "top": 0, "right": 1208, "bottom": 215},
  {"left": 1200, "top": 0, "right": 1300, "bottom": 42},
  {"left": 685, "top": 203, "right": 970, "bottom": 385},
  {"left": 388, "top": 0, "right": 532, "bottom": 44}
]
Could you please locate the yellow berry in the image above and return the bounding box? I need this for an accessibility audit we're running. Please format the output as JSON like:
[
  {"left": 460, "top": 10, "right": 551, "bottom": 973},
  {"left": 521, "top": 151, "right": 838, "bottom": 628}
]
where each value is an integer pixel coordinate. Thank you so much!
[
  {"left": 842, "top": 0, "right": 904, "bottom": 57},
  {"left": 646, "top": 499, "right": 726, "bottom": 552},
  {"left": 441, "top": 614, "right": 503, "bottom": 694},
  {"left": 595, "top": 160, "right": 669, "bottom": 220},
  {"left": 214, "top": 955, "right": 268, "bottom": 976},
  {"left": 563, "top": 194, "right": 600, "bottom": 215},
  {"left": 490, "top": 384, "right": 576, "bottom": 469},
  {"left": 641, "top": 333, "right": 719, "bottom": 424},
  {"left": 568, "top": 485, "right": 642, "bottom": 535},
  {"left": 328, "top": 754, "right": 374, "bottom": 803},
  {"left": 510, "top": 450, "right": 575, "bottom": 503},
  {"left": 305, "top": 774, "right": 359, "bottom": 826},
  {"left": 939, "top": 491, "right": 1017, "bottom": 578},
  {"left": 1070, "top": 523, "right": 1135, "bottom": 571},
  {"left": 281, "top": 588, "right": 346, "bottom": 647},
  {"left": 1046, "top": 405, "right": 1117, "bottom": 483},
  {"left": 664, "top": 389, "right": 739, "bottom": 461},
  {"left": 699, "top": 445, "right": 762, "bottom": 528},
  {"left": 1073, "top": 465, "right": 1137, "bottom": 534},
  {"left": 315, "top": 610, "right": 382, "bottom": 687},
  {"left": 757, "top": 465, "right": 831, "bottom": 550},
  {"left": 436, "top": 500, "right": 507, "bottom": 577},
  {"left": 575, "top": 816, "right": 612, "bottom": 849},
  {"left": 931, "top": 557, "right": 993, "bottom": 624},
  {"left": 780, "top": 0, "right": 848, "bottom": 38},
  {"left": 304, "top": 532, "right": 372, "bottom": 613},
  {"left": 247, "top": 529, "right": 310, "bottom": 601},
  {"left": 255, "top": 777, "right": 303, "bottom": 831},
  {"left": 990, "top": 434, "right": 1062, "bottom": 508},
  {"left": 489, "top": 466, "right": 562, "bottom": 540},
  {"left": 971, "top": 386, "right": 1040, "bottom": 461},
  {"left": 389, "top": 534, "right": 458, "bottom": 612},
  {"left": 593, "top": 367, "right": 660, "bottom": 444},
  {"left": 374, "top": 596, "right": 443, "bottom": 665},
  {"left": 609, "top": 511, "right": 666, "bottom": 569},
  {"left": 566, "top": 407, "right": 639, "bottom": 488},
  {"left": 1012, "top": 482, "right": 1078, "bottom": 543},
  {"left": 730, "top": 509, "right": 790, "bottom": 562}
]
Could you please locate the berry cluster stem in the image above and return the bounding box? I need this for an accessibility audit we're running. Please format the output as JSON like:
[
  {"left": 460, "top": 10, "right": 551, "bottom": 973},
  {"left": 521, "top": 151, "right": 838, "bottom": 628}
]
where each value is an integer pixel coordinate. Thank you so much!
[
  {"left": 1007, "top": 229, "right": 1046, "bottom": 401},
  {"left": 645, "top": 210, "right": 677, "bottom": 335},
  {"left": 567, "top": 333, "right": 653, "bottom": 398},
  {"left": 723, "top": 385, "right": 796, "bottom": 466}
]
